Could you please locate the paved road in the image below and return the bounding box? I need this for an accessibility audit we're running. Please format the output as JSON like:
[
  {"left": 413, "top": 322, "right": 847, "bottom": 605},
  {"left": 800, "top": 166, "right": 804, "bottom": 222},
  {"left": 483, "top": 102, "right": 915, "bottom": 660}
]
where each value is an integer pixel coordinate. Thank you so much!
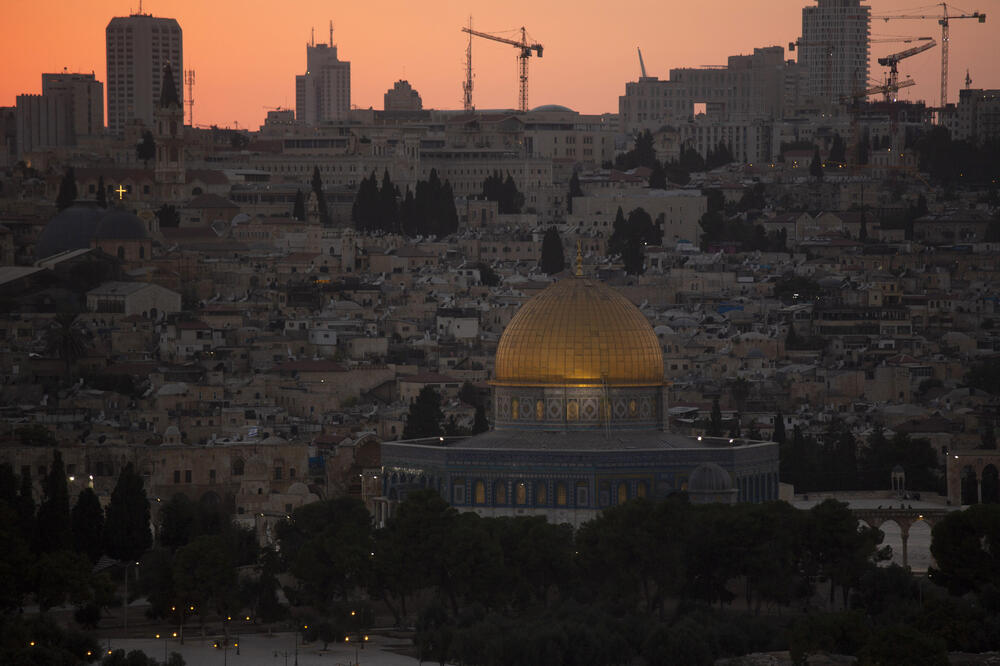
[{"left": 101, "top": 631, "right": 425, "bottom": 666}]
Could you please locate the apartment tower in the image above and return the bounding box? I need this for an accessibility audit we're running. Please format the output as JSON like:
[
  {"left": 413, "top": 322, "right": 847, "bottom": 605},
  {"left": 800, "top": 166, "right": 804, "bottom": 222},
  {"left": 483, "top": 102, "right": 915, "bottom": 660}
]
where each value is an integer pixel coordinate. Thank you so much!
[
  {"left": 295, "top": 23, "right": 351, "bottom": 124},
  {"left": 800, "top": 0, "right": 871, "bottom": 105},
  {"left": 106, "top": 13, "right": 183, "bottom": 136}
]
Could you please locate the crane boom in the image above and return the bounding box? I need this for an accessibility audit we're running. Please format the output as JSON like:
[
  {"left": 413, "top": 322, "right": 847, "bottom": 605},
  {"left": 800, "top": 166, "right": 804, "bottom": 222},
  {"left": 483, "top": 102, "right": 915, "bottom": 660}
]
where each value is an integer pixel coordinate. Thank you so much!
[
  {"left": 878, "top": 39, "right": 936, "bottom": 94},
  {"left": 873, "top": 3, "right": 986, "bottom": 106},
  {"left": 461, "top": 26, "right": 543, "bottom": 112},
  {"left": 637, "top": 47, "right": 648, "bottom": 78}
]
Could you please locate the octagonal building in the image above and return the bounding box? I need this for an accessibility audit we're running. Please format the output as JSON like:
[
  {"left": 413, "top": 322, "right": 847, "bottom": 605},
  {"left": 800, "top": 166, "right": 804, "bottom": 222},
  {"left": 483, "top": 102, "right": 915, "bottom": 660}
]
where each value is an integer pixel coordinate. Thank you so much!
[{"left": 378, "top": 270, "right": 779, "bottom": 526}]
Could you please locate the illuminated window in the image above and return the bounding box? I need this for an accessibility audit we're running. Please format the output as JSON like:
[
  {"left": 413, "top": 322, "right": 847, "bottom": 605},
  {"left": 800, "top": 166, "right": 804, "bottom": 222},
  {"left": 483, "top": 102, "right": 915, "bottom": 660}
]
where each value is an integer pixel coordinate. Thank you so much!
[
  {"left": 474, "top": 480, "right": 486, "bottom": 504},
  {"left": 535, "top": 482, "right": 547, "bottom": 506},
  {"left": 636, "top": 481, "right": 647, "bottom": 499},
  {"left": 515, "top": 482, "right": 527, "bottom": 505},
  {"left": 494, "top": 480, "right": 507, "bottom": 505},
  {"left": 556, "top": 483, "right": 567, "bottom": 506},
  {"left": 617, "top": 482, "right": 628, "bottom": 505}
]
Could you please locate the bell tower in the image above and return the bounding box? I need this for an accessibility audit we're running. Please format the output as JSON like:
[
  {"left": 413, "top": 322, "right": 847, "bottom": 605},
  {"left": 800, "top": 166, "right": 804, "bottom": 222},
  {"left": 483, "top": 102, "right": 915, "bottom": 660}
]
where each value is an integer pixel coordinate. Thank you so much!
[{"left": 154, "top": 64, "right": 185, "bottom": 198}]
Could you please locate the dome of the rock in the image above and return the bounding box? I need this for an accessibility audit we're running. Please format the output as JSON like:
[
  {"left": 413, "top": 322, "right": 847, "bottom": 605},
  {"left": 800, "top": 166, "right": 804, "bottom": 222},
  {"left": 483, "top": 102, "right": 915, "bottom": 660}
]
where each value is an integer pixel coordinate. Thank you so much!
[{"left": 494, "top": 276, "right": 663, "bottom": 387}]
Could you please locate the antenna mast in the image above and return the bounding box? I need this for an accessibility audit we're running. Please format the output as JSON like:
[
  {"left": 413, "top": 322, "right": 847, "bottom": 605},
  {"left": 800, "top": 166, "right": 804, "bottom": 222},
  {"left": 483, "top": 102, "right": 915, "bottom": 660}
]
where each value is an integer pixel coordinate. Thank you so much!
[{"left": 329, "top": 20, "right": 333, "bottom": 47}]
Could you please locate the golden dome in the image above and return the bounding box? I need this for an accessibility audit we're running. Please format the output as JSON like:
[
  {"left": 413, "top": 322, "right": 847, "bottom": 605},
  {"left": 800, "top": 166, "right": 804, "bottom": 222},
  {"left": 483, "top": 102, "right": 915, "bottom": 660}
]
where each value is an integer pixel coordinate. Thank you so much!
[{"left": 494, "top": 277, "right": 664, "bottom": 386}]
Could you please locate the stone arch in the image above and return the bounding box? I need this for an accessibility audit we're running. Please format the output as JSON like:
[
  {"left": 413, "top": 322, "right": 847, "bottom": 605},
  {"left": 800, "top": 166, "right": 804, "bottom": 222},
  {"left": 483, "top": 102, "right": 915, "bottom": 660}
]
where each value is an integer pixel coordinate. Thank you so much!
[
  {"left": 961, "top": 465, "right": 978, "bottom": 505},
  {"left": 983, "top": 464, "right": 999, "bottom": 504},
  {"left": 877, "top": 519, "right": 904, "bottom": 567}
]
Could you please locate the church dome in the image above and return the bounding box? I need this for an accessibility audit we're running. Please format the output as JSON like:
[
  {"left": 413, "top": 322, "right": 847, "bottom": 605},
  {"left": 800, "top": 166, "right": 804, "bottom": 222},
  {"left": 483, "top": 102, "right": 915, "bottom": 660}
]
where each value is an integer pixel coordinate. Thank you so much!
[
  {"left": 94, "top": 208, "right": 148, "bottom": 240},
  {"left": 36, "top": 205, "right": 102, "bottom": 259},
  {"left": 494, "top": 276, "right": 663, "bottom": 386}
]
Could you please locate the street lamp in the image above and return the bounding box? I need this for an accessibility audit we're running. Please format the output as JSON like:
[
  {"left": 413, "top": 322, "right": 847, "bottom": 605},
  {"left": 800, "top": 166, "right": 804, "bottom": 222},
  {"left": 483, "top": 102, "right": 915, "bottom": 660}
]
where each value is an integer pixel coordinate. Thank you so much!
[
  {"left": 344, "top": 634, "right": 369, "bottom": 665},
  {"left": 122, "top": 561, "right": 140, "bottom": 637}
]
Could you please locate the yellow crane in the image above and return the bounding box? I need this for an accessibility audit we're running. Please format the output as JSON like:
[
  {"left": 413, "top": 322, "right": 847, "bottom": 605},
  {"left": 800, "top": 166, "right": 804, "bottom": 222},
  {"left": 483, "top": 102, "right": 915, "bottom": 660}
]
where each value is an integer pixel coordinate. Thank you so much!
[
  {"left": 873, "top": 3, "right": 986, "bottom": 107},
  {"left": 461, "top": 25, "right": 543, "bottom": 112}
]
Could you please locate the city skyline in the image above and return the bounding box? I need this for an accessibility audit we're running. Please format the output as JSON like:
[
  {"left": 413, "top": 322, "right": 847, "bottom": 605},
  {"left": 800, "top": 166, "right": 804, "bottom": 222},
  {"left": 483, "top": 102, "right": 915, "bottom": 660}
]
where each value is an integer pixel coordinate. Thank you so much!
[{"left": 2, "top": 0, "right": 997, "bottom": 130}]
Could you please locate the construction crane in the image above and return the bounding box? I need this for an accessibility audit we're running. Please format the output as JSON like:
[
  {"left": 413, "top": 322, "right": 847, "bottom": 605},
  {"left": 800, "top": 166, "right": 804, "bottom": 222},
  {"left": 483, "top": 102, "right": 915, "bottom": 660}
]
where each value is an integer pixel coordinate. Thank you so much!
[
  {"left": 873, "top": 3, "right": 986, "bottom": 107},
  {"left": 463, "top": 17, "right": 474, "bottom": 112},
  {"left": 461, "top": 25, "right": 543, "bottom": 112},
  {"left": 637, "top": 47, "right": 648, "bottom": 78},
  {"left": 878, "top": 39, "right": 936, "bottom": 100}
]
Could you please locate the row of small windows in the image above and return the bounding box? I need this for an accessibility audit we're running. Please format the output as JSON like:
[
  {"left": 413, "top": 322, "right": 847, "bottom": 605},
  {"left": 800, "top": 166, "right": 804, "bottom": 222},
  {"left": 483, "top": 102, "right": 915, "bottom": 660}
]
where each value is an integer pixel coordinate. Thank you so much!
[{"left": 453, "top": 479, "right": 649, "bottom": 508}]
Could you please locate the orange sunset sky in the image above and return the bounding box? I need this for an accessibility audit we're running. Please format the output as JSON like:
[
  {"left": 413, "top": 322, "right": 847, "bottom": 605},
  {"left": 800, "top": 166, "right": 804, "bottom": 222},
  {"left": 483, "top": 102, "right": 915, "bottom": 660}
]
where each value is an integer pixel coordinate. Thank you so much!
[{"left": 2, "top": 0, "right": 997, "bottom": 130}]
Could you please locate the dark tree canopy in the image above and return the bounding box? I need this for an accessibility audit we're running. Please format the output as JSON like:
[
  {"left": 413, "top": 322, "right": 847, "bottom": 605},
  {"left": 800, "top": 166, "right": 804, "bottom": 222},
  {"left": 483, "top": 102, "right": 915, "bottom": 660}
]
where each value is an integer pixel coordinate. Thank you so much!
[
  {"left": 35, "top": 449, "right": 72, "bottom": 553},
  {"left": 482, "top": 171, "right": 524, "bottom": 215},
  {"left": 71, "top": 487, "right": 105, "bottom": 563},
  {"left": 96, "top": 175, "right": 107, "bottom": 207},
  {"left": 403, "top": 385, "right": 445, "bottom": 439},
  {"left": 311, "top": 166, "right": 331, "bottom": 225},
  {"left": 607, "top": 206, "right": 662, "bottom": 275},
  {"left": 56, "top": 167, "right": 78, "bottom": 211},
  {"left": 539, "top": 226, "right": 565, "bottom": 275},
  {"left": 810, "top": 147, "right": 824, "bottom": 180},
  {"left": 103, "top": 463, "right": 152, "bottom": 561},
  {"left": 567, "top": 171, "right": 583, "bottom": 214},
  {"left": 137, "top": 131, "right": 156, "bottom": 166}
]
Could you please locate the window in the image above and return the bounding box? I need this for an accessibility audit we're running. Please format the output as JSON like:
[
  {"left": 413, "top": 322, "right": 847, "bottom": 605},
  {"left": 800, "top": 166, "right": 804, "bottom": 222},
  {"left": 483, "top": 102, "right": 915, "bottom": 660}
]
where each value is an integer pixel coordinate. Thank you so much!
[
  {"left": 289, "top": 468, "right": 296, "bottom": 479},
  {"left": 494, "top": 480, "right": 507, "bottom": 505},
  {"left": 274, "top": 467, "right": 282, "bottom": 480},
  {"left": 515, "top": 482, "right": 527, "bottom": 505},
  {"left": 232, "top": 459, "right": 244, "bottom": 475},
  {"left": 617, "top": 482, "right": 628, "bottom": 505},
  {"left": 209, "top": 469, "right": 216, "bottom": 483},
  {"left": 173, "top": 470, "right": 180, "bottom": 483},
  {"left": 535, "top": 482, "right": 547, "bottom": 506},
  {"left": 185, "top": 470, "right": 192, "bottom": 483},
  {"left": 474, "top": 480, "right": 486, "bottom": 504},
  {"left": 556, "top": 482, "right": 567, "bottom": 506},
  {"left": 454, "top": 484, "right": 466, "bottom": 504},
  {"left": 575, "top": 482, "right": 589, "bottom": 507}
]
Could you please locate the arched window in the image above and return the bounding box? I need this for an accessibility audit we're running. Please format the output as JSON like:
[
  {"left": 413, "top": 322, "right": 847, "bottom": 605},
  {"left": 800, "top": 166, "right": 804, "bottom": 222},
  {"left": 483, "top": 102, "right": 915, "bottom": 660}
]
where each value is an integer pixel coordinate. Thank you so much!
[
  {"left": 117, "top": 246, "right": 125, "bottom": 260},
  {"left": 617, "top": 482, "right": 628, "bottom": 505},
  {"left": 494, "top": 480, "right": 507, "bottom": 505},
  {"left": 232, "top": 458, "right": 245, "bottom": 476},
  {"left": 474, "top": 480, "right": 486, "bottom": 504},
  {"left": 535, "top": 481, "right": 547, "bottom": 506},
  {"left": 139, "top": 245, "right": 145, "bottom": 259},
  {"left": 515, "top": 482, "right": 527, "bottom": 505},
  {"left": 636, "top": 481, "right": 647, "bottom": 499},
  {"left": 556, "top": 482, "right": 567, "bottom": 506}
]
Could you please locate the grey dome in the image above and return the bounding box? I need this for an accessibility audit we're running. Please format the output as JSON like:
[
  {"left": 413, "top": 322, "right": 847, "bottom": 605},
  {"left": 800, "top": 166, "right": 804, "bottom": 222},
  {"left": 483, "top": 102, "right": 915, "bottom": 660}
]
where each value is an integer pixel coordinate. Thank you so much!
[
  {"left": 94, "top": 208, "right": 148, "bottom": 240},
  {"left": 36, "top": 205, "right": 102, "bottom": 259},
  {"left": 530, "top": 104, "right": 575, "bottom": 113},
  {"left": 688, "top": 463, "right": 733, "bottom": 492}
]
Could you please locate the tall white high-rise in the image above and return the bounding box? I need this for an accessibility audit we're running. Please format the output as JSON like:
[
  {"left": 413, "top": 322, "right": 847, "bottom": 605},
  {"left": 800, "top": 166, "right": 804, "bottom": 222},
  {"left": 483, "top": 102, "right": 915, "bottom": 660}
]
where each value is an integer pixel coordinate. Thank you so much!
[
  {"left": 800, "top": 0, "right": 871, "bottom": 104},
  {"left": 295, "top": 24, "right": 351, "bottom": 124},
  {"left": 106, "top": 13, "right": 183, "bottom": 136}
]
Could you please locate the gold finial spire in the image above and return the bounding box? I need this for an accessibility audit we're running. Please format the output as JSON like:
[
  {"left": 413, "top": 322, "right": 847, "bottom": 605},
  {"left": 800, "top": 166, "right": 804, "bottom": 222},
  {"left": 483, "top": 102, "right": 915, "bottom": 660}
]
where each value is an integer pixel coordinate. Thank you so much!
[{"left": 575, "top": 240, "right": 583, "bottom": 277}]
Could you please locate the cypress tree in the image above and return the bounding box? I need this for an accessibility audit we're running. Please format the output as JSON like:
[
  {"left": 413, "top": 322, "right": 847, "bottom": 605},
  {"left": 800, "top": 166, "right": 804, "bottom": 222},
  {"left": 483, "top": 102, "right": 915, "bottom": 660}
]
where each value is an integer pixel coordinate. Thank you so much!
[
  {"left": 16, "top": 471, "right": 35, "bottom": 546},
  {"left": 292, "top": 189, "right": 305, "bottom": 220},
  {"left": 311, "top": 166, "right": 330, "bottom": 225},
  {"left": 708, "top": 397, "right": 723, "bottom": 437},
  {"left": 72, "top": 487, "right": 105, "bottom": 563},
  {"left": 540, "top": 226, "right": 566, "bottom": 275},
  {"left": 402, "top": 386, "right": 445, "bottom": 439},
  {"left": 96, "top": 175, "right": 107, "bottom": 207},
  {"left": 567, "top": 171, "right": 583, "bottom": 214},
  {"left": 103, "top": 463, "right": 152, "bottom": 561},
  {"left": 35, "top": 449, "right": 72, "bottom": 553},
  {"left": 810, "top": 147, "right": 824, "bottom": 181},
  {"left": 56, "top": 167, "right": 78, "bottom": 211},
  {"left": 773, "top": 411, "right": 786, "bottom": 445}
]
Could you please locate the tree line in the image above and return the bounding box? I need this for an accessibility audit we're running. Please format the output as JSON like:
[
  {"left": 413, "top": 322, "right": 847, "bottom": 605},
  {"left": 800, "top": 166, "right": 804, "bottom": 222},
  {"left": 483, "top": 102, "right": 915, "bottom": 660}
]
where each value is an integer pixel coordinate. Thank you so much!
[{"left": 350, "top": 168, "right": 459, "bottom": 237}]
